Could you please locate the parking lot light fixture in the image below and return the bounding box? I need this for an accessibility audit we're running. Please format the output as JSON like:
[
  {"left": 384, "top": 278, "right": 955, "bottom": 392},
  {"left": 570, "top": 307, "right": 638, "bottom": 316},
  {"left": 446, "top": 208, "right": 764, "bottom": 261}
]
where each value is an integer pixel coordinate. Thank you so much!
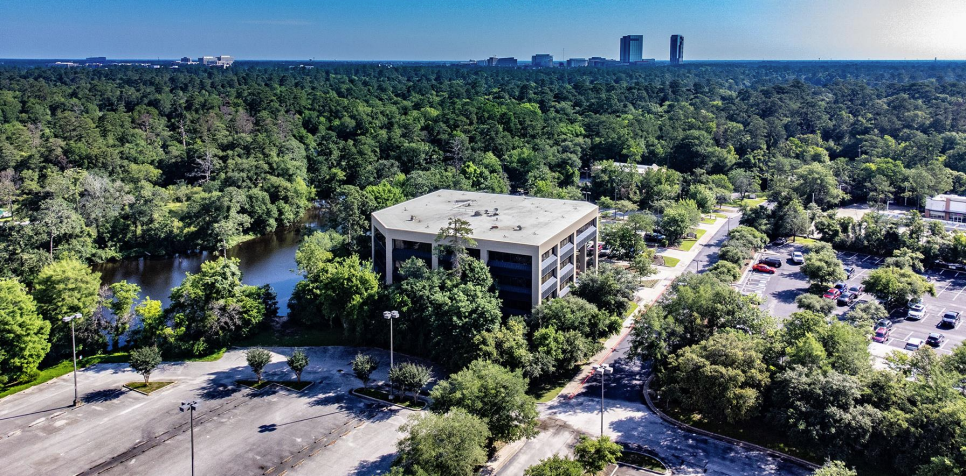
[
  {"left": 180, "top": 401, "right": 199, "bottom": 476},
  {"left": 383, "top": 310, "right": 400, "bottom": 398},
  {"left": 61, "top": 313, "right": 82, "bottom": 406},
  {"left": 591, "top": 363, "right": 614, "bottom": 436}
]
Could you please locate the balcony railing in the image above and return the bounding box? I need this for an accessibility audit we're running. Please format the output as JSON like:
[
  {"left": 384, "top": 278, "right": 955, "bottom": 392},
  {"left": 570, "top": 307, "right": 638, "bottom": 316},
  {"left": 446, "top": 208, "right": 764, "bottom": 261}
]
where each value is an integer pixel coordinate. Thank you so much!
[
  {"left": 540, "top": 277, "right": 557, "bottom": 299},
  {"left": 559, "top": 263, "right": 575, "bottom": 282},
  {"left": 560, "top": 242, "right": 574, "bottom": 258},
  {"left": 576, "top": 226, "right": 597, "bottom": 248}
]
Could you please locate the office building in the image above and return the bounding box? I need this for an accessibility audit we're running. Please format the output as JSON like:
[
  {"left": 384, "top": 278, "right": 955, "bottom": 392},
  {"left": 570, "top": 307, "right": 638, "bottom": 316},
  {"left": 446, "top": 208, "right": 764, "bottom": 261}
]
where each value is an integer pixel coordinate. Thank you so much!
[
  {"left": 371, "top": 190, "right": 599, "bottom": 313},
  {"left": 925, "top": 194, "right": 966, "bottom": 222},
  {"left": 531, "top": 54, "right": 554, "bottom": 68},
  {"left": 620, "top": 35, "right": 644, "bottom": 63},
  {"left": 495, "top": 57, "right": 518, "bottom": 67},
  {"left": 670, "top": 35, "right": 684, "bottom": 65},
  {"left": 566, "top": 58, "right": 588, "bottom": 67},
  {"left": 198, "top": 55, "right": 234, "bottom": 67}
]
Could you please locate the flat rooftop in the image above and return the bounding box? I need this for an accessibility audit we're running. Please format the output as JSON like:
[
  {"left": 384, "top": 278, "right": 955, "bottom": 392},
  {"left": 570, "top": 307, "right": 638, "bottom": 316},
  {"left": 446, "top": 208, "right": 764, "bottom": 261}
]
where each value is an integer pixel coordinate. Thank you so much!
[{"left": 371, "top": 190, "right": 598, "bottom": 246}]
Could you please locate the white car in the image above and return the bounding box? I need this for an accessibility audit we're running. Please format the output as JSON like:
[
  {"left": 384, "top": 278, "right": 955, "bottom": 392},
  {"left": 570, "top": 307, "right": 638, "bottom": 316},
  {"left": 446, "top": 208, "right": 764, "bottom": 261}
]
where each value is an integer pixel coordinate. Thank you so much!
[
  {"left": 906, "top": 303, "right": 925, "bottom": 321},
  {"left": 905, "top": 338, "right": 924, "bottom": 351},
  {"left": 791, "top": 252, "right": 804, "bottom": 264}
]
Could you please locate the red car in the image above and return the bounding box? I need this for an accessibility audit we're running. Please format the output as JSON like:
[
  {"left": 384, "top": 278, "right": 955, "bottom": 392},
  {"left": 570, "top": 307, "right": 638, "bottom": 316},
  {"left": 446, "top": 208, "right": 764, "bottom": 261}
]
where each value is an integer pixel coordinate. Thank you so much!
[
  {"left": 823, "top": 288, "right": 841, "bottom": 299},
  {"left": 872, "top": 327, "right": 891, "bottom": 343},
  {"left": 752, "top": 263, "right": 776, "bottom": 274}
]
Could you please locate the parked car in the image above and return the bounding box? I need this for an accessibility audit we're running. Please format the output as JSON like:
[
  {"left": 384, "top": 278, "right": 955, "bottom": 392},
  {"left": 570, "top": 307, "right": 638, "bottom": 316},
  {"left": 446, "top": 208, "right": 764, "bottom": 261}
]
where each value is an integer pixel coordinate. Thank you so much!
[
  {"left": 834, "top": 282, "right": 847, "bottom": 290},
  {"left": 876, "top": 318, "right": 895, "bottom": 330},
  {"left": 941, "top": 311, "right": 962, "bottom": 328},
  {"left": 759, "top": 257, "right": 783, "bottom": 268},
  {"left": 837, "top": 292, "right": 857, "bottom": 306},
  {"left": 843, "top": 266, "right": 855, "bottom": 278},
  {"left": 644, "top": 232, "right": 667, "bottom": 243},
  {"left": 791, "top": 252, "right": 805, "bottom": 264},
  {"left": 905, "top": 338, "right": 925, "bottom": 351},
  {"left": 848, "top": 285, "right": 865, "bottom": 294},
  {"left": 770, "top": 238, "right": 788, "bottom": 247},
  {"left": 906, "top": 303, "right": 926, "bottom": 321},
  {"left": 823, "top": 288, "right": 842, "bottom": 299},
  {"left": 926, "top": 333, "right": 946, "bottom": 347},
  {"left": 752, "top": 263, "right": 776, "bottom": 274},
  {"left": 872, "top": 327, "right": 891, "bottom": 344}
]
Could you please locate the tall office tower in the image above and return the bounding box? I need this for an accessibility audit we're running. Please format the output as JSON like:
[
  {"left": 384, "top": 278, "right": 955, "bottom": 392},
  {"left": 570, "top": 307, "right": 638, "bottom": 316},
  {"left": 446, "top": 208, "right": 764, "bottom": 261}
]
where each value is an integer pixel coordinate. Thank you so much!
[
  {"left": 531, "top": 54, "right": 554, "bottom": 68},
  {"left": 670, "top": 35, "right": 684, "bottom": 65},
  {"left": 620, "top": 35, "right": 644, "bottom": 63}
]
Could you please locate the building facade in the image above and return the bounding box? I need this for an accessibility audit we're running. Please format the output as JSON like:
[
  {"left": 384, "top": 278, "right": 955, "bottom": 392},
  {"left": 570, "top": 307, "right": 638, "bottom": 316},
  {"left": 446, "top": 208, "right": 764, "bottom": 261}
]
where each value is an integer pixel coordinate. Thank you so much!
[
  {"left": 670, "top": 35, "right": 684, "bottom": 65},
  {"left": 925, "top": 194, "right": 966, "bottom": 222},
  {"left": 620, "top": 35, "right": 644, "bottom": 63},
  {"left": 371, "top": 190, "right": 599, "bottom": 314},
  {"left": 566, "top": 58, "right": 589, "bottom": 67},
  {"left": 531, "top": 54, "right": 554, "bottom": 68}
]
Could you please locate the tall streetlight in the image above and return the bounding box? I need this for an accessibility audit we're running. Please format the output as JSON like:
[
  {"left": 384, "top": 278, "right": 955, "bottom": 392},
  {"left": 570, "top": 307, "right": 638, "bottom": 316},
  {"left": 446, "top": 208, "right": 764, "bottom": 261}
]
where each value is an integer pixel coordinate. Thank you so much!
[
  {"left": 693, "top": 258, "right": 702, "bottom": 273},
  {"left": 180, "top": 401, "right": 199, "bottom": 476},
  {"left": 61, "top": 313, "right": 82, "bottom": 406},
  {"left": 383, "top": 310, "right": 400, "bottom": 399},
  {"left": 591, "top": 363, "right": 613, "bottom": 437}
]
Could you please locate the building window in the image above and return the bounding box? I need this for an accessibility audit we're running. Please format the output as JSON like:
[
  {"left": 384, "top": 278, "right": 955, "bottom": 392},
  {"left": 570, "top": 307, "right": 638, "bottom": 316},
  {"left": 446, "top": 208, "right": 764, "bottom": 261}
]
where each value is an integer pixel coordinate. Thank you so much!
[
  {"left": 393, "top": 240, "right": 432, "bottom": 253},
  {"left": 489, "top": 251, "right": 532, "bottom": 266},
  {"left": 374, "top": 228, "right": 386, "bottom": 247},
  {"left": 560, "top": 255, "right": 573, "bottom": 267},
  {"left": 541, "top": 270, "right": 555, "bottom": 284},
  {"left": 468, "top": 248, "right": 481, "bottom": 259},
  {"left": 560, "top": 236, "right": 573, "bottom": 248},
  {"left": 541, "top": 247, "right": 556, "bottom": 261},
  {"left": 577, "top": 219, "right": 596, "bottom": 235}
]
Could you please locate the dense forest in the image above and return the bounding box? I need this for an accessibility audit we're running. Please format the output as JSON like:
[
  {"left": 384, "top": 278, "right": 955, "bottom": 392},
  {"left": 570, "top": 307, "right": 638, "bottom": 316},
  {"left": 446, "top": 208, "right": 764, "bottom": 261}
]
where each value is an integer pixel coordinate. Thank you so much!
[{"left": 5, "top": 62, "right": 966, "bottom": 474}]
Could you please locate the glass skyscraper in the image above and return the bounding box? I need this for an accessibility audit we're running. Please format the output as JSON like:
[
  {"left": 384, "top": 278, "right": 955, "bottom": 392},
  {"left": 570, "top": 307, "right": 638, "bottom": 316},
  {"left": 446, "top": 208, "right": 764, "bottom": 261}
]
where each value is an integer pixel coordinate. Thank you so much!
[
  {"left": 670, "top": 35, "right": 684, "bottom": 65},
  {"left": 620, "top": 35, "right": 643, "bottom": 63}
]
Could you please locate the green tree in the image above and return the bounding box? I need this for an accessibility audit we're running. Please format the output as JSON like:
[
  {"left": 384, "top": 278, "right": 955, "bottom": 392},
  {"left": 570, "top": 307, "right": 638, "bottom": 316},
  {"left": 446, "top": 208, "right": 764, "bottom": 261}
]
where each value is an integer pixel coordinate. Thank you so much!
[
  {"left": 289, "top": 255, "right": 380, "bottom": 339},
  {"left": 572, "top": 264, "right": 638, "bottom": 316},
  {"left": 394, "top": 409, "right": 490, "bottom": 476},
  {"left": 663, "top": 331, "right": 771, "bottom": 423},
  {"left": 430, "top": 360, "right": 538, "bottom": 443},
  {"left": 631, "top": 247, "right": 657, "bottom": 277},
  {"left": 524, "top": 455, "right": 584, "bottom": 476},
  {"left": 0, "top": 278, "right": 50, "bottom": 384},
  {"left": 246, "top": 347, "right": 272, "bottom": 383},
  {"left": 435, "top": 217, "right": 477, "bottom": 277},
  {"left": 796, "top": 293, "right": 835, "bottom": 316},
  {"left": 863, "top": 266, "right": 936, "bottom": 306},
  {"left": 390, "top": 362, "right": 432, "bottom": 403},
  {"left": 573, "top": 435, "right": 623, "bottom": 475},
  {"left": 707, "top": 261, "right": 741, "bottom": 282},
  {"left": 777, "top": 199, "right": 811, "bottom": 242},
  {"left": 813, "top": 461, "right": 857, "bottom": 476},
  {"left": 659, "top": 199, "right": 701, "bottom": 243},
  {"left": 33, "top": 257, "right": 101, "bottom": 356},
  {"left": 801, "top": 244, "right": 846, "bottom": 288},
  {"left": 294, "top": 230, "right": 347, "bottom": 276},
  {"left": 351, "top": 352, "right": 379, "bottom": 388},
  {"left": 287, "top": 349, "right": 309, "bottom": 383},
  {"left": 129, "top": 346, "right": 162, "bottom": 384},
  {"left": 601, "top": 222, "right": 646, "bottom": 261},
  {"left": 105, "top": 280, "right": 141, "bottom": 350}
]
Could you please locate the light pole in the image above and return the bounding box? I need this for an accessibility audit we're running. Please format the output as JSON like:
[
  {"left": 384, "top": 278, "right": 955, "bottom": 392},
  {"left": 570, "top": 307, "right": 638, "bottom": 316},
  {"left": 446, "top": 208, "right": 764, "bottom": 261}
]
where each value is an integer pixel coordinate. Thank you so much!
[
  {"left": 61, "top": 313, "right": 82, "bottom": 406},
  {"left": 383, "top": 310, "right": 400, "bottom": 399},
  {"left": 693, "top": 259, "right": 702, "bottom": 273},
  {"left": 591, "top": 363, "right": 613, "bottom": 437},
  {"left": 180, "top": 401, "right": 199, "bottom": 476}
]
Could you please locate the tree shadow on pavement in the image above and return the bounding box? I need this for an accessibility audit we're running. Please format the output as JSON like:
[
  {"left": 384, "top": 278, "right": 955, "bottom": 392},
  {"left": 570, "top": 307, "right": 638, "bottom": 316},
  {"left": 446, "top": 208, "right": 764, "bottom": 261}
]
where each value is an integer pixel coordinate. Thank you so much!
[
  {"left": 82, "top": 388, "right": 127, "bottom": 404},
  {"left": 772, "top": 288, "right": 804, "bottom": 304},
  {"left": 349, "top": 452, "right": 395, "bottom": 475},
  {"left": 197, "top": 365, "right": 248, "bottom": 401}
]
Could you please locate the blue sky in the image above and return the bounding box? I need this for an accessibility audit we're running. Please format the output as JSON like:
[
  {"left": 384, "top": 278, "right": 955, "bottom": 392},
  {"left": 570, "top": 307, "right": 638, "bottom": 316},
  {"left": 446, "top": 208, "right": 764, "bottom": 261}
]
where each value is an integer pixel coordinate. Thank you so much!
[{"left": 2, "top": 0, "right": 965, "bottom": 60}]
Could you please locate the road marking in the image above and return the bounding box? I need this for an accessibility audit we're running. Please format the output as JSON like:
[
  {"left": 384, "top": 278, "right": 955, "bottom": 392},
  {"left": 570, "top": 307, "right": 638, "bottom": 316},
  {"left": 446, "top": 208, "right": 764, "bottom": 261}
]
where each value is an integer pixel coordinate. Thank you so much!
[{"left": 118, "top": 400, "right": 151, "bottom": 416}]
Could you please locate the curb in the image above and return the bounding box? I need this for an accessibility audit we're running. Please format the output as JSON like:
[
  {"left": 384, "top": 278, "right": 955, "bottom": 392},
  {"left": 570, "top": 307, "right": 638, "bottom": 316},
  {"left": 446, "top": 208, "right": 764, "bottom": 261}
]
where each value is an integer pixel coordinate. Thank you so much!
[
  {"left": 641, "top": 375, "right": 819, "bottom": 471},
  {"left": 122, "top": 381, "right": 176, "bottom": 396},
  {"left": 349, "top": 388, "right": 425, "bottom": 411}
]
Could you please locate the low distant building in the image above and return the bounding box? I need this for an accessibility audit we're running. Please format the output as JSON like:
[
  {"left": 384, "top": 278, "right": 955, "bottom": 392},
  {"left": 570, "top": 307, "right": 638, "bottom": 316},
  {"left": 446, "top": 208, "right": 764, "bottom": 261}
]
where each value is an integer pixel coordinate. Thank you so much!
[
  {"left": 371, "top": 190, "right": 599, "bottom": 314},
  {"left": 531, "top": 54, "right": 553, "bottom": 68},
  {"left": 925, "top": 194, "right": 966, "bottom": 222},
  {"left": 198, "top": 55, "right": 233, "bottom": 67},
  {"left": 566, "top": 58, "right": 588, "bottom": 67},
  {"left": 495, "top": 57, "right": 518, "bottom": 67},
  {"left": 613, "top": 162, "right": 661, "bottom": 175},
  {"left": 85, "top": 57, "right": 107, "bottom": 63}
]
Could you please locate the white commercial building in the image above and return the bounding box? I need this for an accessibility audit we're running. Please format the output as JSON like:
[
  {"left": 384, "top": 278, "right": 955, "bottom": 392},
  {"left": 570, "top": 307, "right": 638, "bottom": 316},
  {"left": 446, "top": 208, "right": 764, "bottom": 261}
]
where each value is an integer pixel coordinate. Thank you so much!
[
  {"left": 371, "top": 190, "right": 599, "bottom": 313},
  {"left": 925, "top": 194, "right": 966, "bottom": 222}
]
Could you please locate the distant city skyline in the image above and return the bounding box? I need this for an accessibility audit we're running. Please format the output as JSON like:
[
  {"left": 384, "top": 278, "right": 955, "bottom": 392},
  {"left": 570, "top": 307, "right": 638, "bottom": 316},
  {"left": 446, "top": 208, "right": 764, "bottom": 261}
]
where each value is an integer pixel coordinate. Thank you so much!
[{"left": 1, "top": 0, "right": 965, "bottom": 61}]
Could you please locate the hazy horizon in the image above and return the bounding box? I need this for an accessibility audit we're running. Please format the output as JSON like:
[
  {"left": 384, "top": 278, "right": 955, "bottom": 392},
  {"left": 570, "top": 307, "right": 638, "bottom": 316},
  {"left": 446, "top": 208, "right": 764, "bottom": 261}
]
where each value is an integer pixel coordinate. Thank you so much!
[{"left": 2, "top": 0, "right": 965, "bottom": 61}]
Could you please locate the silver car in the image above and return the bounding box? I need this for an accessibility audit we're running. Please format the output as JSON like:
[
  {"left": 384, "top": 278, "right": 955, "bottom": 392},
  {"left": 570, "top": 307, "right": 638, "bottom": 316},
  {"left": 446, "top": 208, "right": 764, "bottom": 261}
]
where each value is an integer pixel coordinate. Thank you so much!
[{"left": 906, "top": 303, "right": 925, "bottom": 320}]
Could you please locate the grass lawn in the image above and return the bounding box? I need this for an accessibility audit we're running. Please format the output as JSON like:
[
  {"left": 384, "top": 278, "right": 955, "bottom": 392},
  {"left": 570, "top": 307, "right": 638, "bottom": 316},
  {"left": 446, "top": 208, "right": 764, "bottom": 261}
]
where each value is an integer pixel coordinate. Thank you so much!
[
  {"left": 734, "top": 196, "right": 767, "bottom": 207},
  {"left": 713, "top": 212, "right": 729, "bottom": 219},
  {"left": 701, "top": 216, "right": 716, "bottom": 224},
  {"left": 625, "top": 301, "right": 639, "bottom": 318},
  {"left": 184, "top": 348, "right": 226, "bottom": 362},
  {"left": 657, "top": 255, "right": 680, "bottom": 267},
  {"left": 354, "top": 387, "right": 425, "bottom": 409},
  {"left": 617, "top": 451, "right": 668, "bottom": 473},
  {"left": 791, "top": 236, "right": 818, "bottom": 246},
  {"left": 124, "top": 381, "right": 174, "bottom": 394},
  {"left": 529, "top": 371, "right": 575, "bottom": 403},
  {"left": 677, "top": 228, "right": 708, "bottom": 252},
  {"left": 235, "top": 326, "right": 349, "bottom": 348},
  {"left": 0, "top": 352, "right": 129, "bottom": 400},
  {"left": 641, "top": 279, "right": 659, "bottom": 288}
]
